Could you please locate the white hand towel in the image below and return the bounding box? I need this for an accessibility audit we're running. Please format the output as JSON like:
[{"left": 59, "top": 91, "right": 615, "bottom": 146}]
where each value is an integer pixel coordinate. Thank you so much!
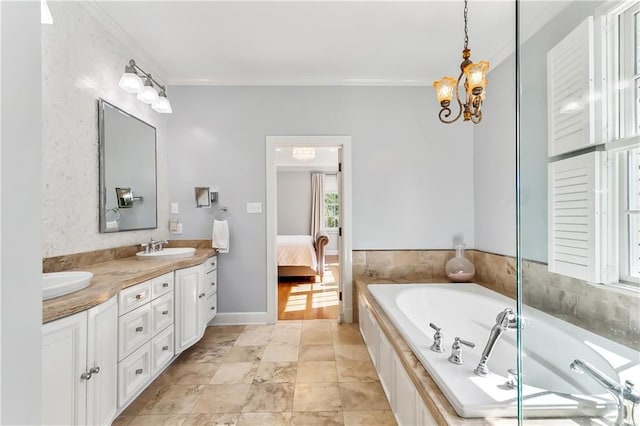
[{"left": 212, "top": 219, "right": 229, "bottom": 253}]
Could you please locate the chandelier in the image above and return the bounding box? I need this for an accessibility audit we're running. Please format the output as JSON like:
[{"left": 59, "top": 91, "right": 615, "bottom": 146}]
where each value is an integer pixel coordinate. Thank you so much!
[
  {"left": 432, "top": 0, "right": 489, "bottom": 124},
  {"left": 292, "top": 147, "right": 316, "bottom": 161}
]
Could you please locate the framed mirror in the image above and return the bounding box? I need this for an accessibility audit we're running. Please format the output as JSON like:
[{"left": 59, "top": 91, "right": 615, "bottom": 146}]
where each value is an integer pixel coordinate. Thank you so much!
[{"left": 98, "top": 99, "right": 157, "bottom": 232}]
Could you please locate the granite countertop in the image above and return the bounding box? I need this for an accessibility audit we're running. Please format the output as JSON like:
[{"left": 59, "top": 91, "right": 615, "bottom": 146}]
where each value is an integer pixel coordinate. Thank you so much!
[
  {"left": 356, "top": 280, "right": 584, "bottom": 426},
  {"left": 43, "top": 248, "right": 217, "bottom": 323}
]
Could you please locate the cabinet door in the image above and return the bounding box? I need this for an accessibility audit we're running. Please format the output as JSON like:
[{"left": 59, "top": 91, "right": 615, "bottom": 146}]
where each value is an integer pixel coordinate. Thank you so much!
[
  {"left": 175, "top": 266, "right": 201, "bottom": 353},
  {"left": 86, "top": 296, "right": 118, "bottom": 426},
  {"left": 42, "top": 311, "right": 88, "bottom": 426},
  {"left": 206, "top": 293, "right": 217, "bottom": 322}
]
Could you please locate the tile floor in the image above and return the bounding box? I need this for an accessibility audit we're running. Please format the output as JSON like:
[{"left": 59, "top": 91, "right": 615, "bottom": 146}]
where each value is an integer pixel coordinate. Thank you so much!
[{"left": 114, "top": 320, "right": 397, "bottom": 426}]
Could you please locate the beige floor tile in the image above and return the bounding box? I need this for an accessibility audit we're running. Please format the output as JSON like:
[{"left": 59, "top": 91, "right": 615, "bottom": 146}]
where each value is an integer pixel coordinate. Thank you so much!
[
  {"left": 334, "top": 345, "right": 371, "bottom": 362},
  {"left": 332, "top": 326, "right": 364, "bottom": 345},
  {"left": 274, "top": 320, "right": 303, "bottom": 329},
  {"left": 342, "top": 411, "right": 397, "bottom": 426},
  {"left": 254, "top": 362, "right": 297, "bottom": 383},
  {"left": 296, "top": 361, "right": 338, "bottom": 383},
  {"left": 300, "top": 329, "right": 333, "bottom": 345},
  {"left": 211, "top": 362, "right": 258, "bottom": 384},
  {"left": 223, "top": 345, "right": 265, "bottom": 363},
  {"left": 208, "top": 325, "right": 246, "bottom": 334},
  {"left": 262, "top": 344, "right": 299, "bottom": 362},
  {"left": 182, "top": 413, "right": 240, "bottom": 426},
  {"left": 336, "top": 360, "right": 378, "bottom": 382},
  {"left": 297, "top": 345, "right": 335, "bottom": 361},
  {"left": 301, "top": 320, "right": 333, "bottom": 331},
  {"left": 112, "top": 416, "right": 134, "bottom": 426},
  {"left": 139, "top": 385, "right": 206, "bottom": 415},
  {"left": 269, "top": 328, "right": 302, "bottom": 345},
  {"left": 237, "top": 412, "right": 292, "bottom": 426},
  {"left": 291, "top": 411, "right": 344, "bottom": 426},
  {"left": 244, "top": 324, "right": 274, "bottom": 333},
  {"left": 129, "top": 414, "right": 188, "bottom": 425},
  {"left": 242, "top": 382, "right": 295, "bottom": 412},
  {"left": 292, "top": 383, "right": 342, "bottom": 412},
  {"left": 234, "top": 330, "right": 272, "bottom": 346},
  {"left": 339, "top": 383, "right": 390, "bottom": 411},
  {"left": 119, "top": 382, "right": 171, "bottom": 417},
  {"left": 191, "top": 384, "right": 251, "bottom": 413},
  {"left": 200, "top": 333, "right": 241, "bottom": 347},
  {"left": 181, "top": 345, "right": 232, "bottom": 364},
  {"left": 163, "top": 362, "right": 221, "bottom": 385}
]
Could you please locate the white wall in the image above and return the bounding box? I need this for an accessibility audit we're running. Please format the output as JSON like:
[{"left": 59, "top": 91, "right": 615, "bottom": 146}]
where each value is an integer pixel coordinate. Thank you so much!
[
  {"left": 473, "top": 55, "right": 517, "bottom": 257},
  {"left": 41, "top": 2, "right": 169, "bottom": 257},
  {"left": 277, "top": 171, "right": 312, "bottom": 235},
  {"left": 1, "top": 2, "right": 42, "bottom": 423},
  {"left": 167, "top": 86, "right": 474, "bottom": 313}
]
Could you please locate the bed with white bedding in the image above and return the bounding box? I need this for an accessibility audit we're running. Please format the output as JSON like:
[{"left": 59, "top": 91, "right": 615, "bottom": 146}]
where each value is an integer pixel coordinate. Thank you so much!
[{"left": 277, "top": 232, "right": 329, "bottom": 278}]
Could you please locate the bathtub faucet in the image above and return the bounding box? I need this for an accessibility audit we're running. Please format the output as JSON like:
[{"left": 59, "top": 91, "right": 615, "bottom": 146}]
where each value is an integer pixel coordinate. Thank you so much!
[
  {"left": 570, "top": 359, "right": 639, "bottom": 425},
  {"left": 474, "top": 308, "right": 517, "bottom": 377}
]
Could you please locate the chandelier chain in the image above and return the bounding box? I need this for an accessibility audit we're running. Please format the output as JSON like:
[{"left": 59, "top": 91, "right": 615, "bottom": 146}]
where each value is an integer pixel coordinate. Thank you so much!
[{"left": 463, "top": 0, "right": 469, "bottom": 50}]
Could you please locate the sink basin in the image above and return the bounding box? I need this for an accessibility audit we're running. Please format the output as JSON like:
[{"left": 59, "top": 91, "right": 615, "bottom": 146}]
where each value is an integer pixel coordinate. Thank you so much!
[
  {"left": 135, "top": 247, "right": 196, "bottom": 260},
  {"left": 42, "top": 271, "right": 93, "bottom": 300}
]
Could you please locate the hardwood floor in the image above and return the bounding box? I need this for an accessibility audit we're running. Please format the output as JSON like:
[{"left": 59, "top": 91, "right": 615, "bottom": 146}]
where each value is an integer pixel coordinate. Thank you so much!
[{"left": 278, "top": 259, "right": 340, "bottom": 321}]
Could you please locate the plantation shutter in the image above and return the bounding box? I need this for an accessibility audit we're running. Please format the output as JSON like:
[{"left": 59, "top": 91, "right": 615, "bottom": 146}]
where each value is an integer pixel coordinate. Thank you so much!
[
  {"left": 547, "top": 16, "right": 595, "bottom": 157},
  {"left": 548, "top": 151, "right": 603, "bottom": 282}
]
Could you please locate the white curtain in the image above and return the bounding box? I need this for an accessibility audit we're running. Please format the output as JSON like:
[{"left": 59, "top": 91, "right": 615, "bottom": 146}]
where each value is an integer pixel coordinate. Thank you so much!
[{"left": 310, "top": 172, "right": 324, "bottom": 239}]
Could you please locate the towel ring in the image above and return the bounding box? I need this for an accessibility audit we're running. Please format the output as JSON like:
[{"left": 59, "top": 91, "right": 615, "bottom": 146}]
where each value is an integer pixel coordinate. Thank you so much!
[{"left": 214, "top": 207, "right": 230, "bottom": 221}]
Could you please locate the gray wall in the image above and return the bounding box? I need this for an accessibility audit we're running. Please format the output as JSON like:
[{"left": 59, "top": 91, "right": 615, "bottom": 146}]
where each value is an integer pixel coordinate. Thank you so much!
[
  {"left": 1, "top": 2, "right": 43, "bottom": 423},
  {"left": 473, "top": 54, "right": 516, "bottom": 257},
  {"left": 277, "top": 171, "right": 311, "bottom": 235},
  {"left": 519, "top": 0, "right": 602, "bottom": 262},
  {"left": 167, "top": 86, "right": 474, "bottom": 313}
]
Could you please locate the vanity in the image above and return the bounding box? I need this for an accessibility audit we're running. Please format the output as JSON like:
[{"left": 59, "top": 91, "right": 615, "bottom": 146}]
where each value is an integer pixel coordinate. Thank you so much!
[{"left": 41, "top": 249, "right": 218, "bottom": 426}]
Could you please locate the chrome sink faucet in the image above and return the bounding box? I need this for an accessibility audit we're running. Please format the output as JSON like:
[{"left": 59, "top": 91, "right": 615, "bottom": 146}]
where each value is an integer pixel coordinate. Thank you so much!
[
  {"left": 141, "top": 239, "right": 168, "bottom": 253},
  {"left": 474, "top": 308, "right": 517, "bottom": 377},
  {"left": 571, "top": 359, "right": 640, "bottom": 425}
]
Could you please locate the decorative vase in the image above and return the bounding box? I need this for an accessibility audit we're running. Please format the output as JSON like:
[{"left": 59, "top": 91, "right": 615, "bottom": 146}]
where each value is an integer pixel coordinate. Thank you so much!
[{"left": 446, "top": 244, "right": 475, "bottom": 282}]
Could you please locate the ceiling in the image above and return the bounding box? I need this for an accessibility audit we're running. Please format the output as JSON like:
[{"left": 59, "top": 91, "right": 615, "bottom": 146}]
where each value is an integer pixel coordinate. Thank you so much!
[{"left": 93, "top": 1, "right": 570, "bottom": 86}]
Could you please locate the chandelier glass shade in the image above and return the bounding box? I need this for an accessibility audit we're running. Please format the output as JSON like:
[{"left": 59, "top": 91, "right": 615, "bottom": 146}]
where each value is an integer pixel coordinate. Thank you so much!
[
  {"left": 118, "top": 59, "right": 172, "bottom": 114},
  {"left": 432, "top": 0, "right": 489, "bottom": 124}
]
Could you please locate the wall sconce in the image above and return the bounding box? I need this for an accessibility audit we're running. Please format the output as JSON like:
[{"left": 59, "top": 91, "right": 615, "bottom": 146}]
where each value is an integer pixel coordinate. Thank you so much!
[{"left": 118, "top": 59, "right": 172, "bottom": 114}]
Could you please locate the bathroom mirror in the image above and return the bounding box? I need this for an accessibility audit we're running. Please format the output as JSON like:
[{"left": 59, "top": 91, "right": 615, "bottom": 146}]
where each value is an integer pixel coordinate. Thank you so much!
[{"left": 98, "top": 99, "right": 157, "bottom": 232}]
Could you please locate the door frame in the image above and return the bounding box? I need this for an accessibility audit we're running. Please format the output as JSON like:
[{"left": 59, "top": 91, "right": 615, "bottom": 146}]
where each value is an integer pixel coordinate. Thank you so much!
[{"left": 265, "top": 135, "right": 353, "bottom": 323}]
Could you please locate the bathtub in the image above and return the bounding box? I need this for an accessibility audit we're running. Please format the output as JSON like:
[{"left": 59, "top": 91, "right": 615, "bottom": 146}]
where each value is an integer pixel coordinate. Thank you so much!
[{"left": 367, "top": 283, "right": 640, "bottom": 419}]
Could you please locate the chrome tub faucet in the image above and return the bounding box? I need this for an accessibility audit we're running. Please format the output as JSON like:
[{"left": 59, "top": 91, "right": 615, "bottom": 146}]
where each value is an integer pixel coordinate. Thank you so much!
[
  {"left": 474, "top": 308, "right": 517, "bottom": 377},
  {"left": 571, "top": 359, "right": 639, "bottom": 425}
]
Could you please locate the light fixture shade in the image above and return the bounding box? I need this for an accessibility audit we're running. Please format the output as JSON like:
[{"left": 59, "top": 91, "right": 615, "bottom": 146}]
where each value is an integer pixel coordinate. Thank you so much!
[
  {"left": 463, "top": 61, "right": 490, "bottom": 92},
  {"left": 137, "top": 79, "right": 159, "bottom": 104},
  {"left": 151, "top": 91, "right": 173, "bottom": 114},
  {"left": 119, "top": 67, "right": 143, "bottom": 93},
  {"left": 292, "top": 147, "right": 316, "bottom": 161},
  {"left": 433, "top": 77, "right": 457, "bottom": 105}
]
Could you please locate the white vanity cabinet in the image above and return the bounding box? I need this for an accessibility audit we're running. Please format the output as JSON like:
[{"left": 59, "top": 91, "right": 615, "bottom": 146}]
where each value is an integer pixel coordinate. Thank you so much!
[
  {"left": 42, "top": 296, "right": 118, "bottom": 426},
  {"left": 175, "top": 256, "right": 217, "bottom": 354},
  {"left": 117, "top": 272, "right": 174, "bottom": 408}
]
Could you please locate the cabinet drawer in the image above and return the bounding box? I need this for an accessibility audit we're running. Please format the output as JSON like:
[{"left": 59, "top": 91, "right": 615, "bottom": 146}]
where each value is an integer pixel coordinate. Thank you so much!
[
  {"left": 119, "top": 281, "right": 151, "bottom": 316},
  {"left": 204, "top": 269, "right": 217, "bottom": 298},
  {"left": 118, "top": 343, "right": 151, "bottom": 408},
  {"left": 206, "top": 293, "right": 217, "bottom": 322},
  {"left": 203, "top": 256, "right": 217, "bottom": 273},
  {"left": 151, "top": 326, "right": 174, "bottom": 376},
  {"left": 151, "top": 272, "right": 174, "bottom": 299},
  {"left": 118, "top": 305, "right": 151, "bottom": 361},
  {"left": 151, "top": 292, "right": 174, "bottom": 336}
]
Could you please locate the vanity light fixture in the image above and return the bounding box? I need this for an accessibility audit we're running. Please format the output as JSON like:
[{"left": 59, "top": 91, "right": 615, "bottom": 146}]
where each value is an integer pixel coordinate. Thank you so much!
[
  {"left": 118, "top": 59, "right": 172, "bottom": 114},
  {"left": 432, "top": 0, "right": 489, "bottom": 124},
  {"left": 292, "top": 147, "right": 316, "bottom": 161}
]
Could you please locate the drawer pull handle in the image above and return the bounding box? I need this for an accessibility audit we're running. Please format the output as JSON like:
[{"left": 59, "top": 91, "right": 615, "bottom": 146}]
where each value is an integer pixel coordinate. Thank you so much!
[
  {"left": 162, "top": 310, "right": 169, "bottom": 315},
  {"left": 135, "top": 294, "right": 143, "bottom": 300},
  {"left": 211, "top": 282, "right": 215, "bottom": 286},
  {"left": 80, "top": 371, "right": 92, "bottom": 380},
  {"left": 135, "top": 326, "right": 144, "bottom": 332},
  {"left": 211, "top": 306, "right": 216, "bottom": 311},
  {"left": 135, "top": 369, "right": 143, "bottom": 375},
  {"left": 162, "top": 283, "right": 169, "bottom": 288},
  {"left": 162, "top": 345, "right": 169, "bottom": 351},
  {"left": 199, "top": 293, "right": 205, "bottom": 298},
  {"left": 89, "top": 366, "right": 100, "bottom": 375}
]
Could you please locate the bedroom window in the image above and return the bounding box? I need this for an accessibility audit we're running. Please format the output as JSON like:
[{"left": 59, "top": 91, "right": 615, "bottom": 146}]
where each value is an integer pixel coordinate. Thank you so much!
[{"left": 324, "top": 192, "right": 339, "bottom": 229}]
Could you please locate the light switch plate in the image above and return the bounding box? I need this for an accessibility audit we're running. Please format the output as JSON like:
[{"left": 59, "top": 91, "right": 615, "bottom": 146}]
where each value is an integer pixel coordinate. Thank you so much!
[
  {"left": 171, "top": 203, "right": 179, "bottom": 214},
  {"left": 246, "top": 202, "right": 262, "bottom": 214}
]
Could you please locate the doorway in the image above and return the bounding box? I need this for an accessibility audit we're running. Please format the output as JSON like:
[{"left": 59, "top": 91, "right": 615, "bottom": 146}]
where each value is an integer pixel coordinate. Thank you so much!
[{"left": 265, "top": 136, "right": 353, "bottom": 324}]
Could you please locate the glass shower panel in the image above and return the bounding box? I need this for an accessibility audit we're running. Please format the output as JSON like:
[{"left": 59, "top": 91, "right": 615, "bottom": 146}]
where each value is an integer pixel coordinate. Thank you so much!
[{"left": 518, "top": 0, "right": 640, "bottom": 424}]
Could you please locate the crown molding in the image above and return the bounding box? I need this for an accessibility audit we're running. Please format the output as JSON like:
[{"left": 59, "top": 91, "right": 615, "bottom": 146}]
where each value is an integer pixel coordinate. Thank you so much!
[
  {"left": 167, "top": 77, "right": 433, "bottom": 87},
  {"left": 80, "top": 1, "right": 168, "bottom": 82}
]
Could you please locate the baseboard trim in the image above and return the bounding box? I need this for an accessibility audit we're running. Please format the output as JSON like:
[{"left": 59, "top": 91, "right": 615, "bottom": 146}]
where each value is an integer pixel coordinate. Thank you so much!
[{"left": 211, "top": 312, "right": 271, "bottom": 325}]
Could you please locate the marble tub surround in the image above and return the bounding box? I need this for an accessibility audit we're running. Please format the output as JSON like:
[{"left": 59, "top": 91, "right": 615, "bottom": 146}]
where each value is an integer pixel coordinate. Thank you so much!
[
  {"left": 42, "top": 247, "right": 216, "bottom": 323},
  {"left": 114, "top": 320, "right": 397, "bottom": 426},
  {"left": 352, "top": 249, "right": 516, "bottom": 298},
  {"left": 523, "top": 260, "right": 640, "bottom": 350},
  {"left": 43, "top": 240, "right": 213, "bottom": 272}
]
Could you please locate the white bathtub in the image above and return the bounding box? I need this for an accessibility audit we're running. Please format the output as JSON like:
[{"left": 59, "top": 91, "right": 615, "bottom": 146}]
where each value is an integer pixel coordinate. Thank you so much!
[{"left": 368, "top": 283, "right": 640, "bottom": 419}]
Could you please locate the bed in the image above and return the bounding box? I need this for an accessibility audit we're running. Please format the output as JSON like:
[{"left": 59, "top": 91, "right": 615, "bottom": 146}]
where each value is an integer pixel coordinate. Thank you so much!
[{"left": 277, "top": 231, "right": 329, "bottom": 278}]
